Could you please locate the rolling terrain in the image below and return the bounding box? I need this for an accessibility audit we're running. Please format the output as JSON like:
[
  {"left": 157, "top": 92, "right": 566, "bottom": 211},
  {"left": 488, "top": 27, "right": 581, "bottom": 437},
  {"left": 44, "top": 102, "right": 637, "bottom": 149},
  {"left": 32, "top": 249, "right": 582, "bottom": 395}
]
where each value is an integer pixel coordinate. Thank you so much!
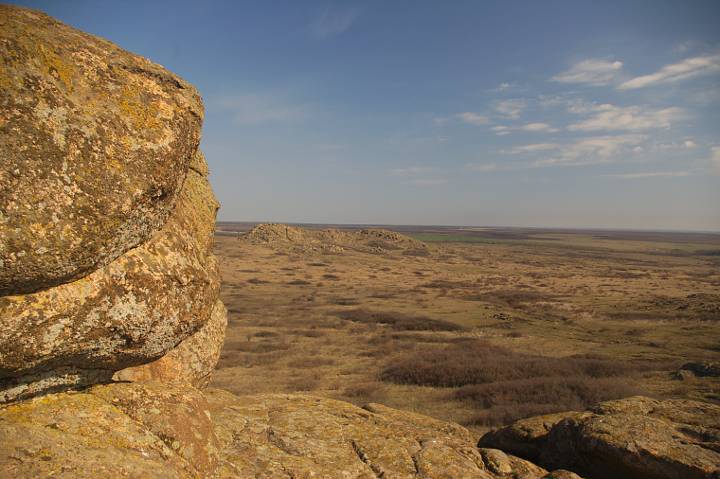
[{"left": 212, "top": 223, "right": 720, "bottom": 434}]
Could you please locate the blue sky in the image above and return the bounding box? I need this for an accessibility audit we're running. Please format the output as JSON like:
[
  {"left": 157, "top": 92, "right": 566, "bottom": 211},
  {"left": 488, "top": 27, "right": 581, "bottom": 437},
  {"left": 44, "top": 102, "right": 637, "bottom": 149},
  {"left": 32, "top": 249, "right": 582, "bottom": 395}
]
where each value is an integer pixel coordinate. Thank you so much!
[{"left": 13, "top": 1, "right": 720, "bottom": 230}]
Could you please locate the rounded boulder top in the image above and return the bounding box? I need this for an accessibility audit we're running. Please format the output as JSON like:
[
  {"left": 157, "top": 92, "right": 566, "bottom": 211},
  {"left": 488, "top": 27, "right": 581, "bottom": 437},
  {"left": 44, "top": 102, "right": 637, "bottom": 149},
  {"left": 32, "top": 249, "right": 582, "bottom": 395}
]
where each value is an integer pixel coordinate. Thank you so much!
[{"left": 0, "top": 5, "right": 204, "bottom": 295}]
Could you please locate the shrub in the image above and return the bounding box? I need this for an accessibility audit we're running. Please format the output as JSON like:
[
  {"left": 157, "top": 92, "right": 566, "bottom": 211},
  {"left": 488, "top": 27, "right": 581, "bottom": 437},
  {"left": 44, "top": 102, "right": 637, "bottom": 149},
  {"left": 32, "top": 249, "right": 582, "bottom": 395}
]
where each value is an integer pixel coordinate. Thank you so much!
[
  {"left": 380, "top": 340, "right": 657, "bottom": 425},
  {"left": 335, "top": 309, "right": 463, "bottom": 332},
  {"left": 381, "top": 341, "right": 641, "bottom": 388}
]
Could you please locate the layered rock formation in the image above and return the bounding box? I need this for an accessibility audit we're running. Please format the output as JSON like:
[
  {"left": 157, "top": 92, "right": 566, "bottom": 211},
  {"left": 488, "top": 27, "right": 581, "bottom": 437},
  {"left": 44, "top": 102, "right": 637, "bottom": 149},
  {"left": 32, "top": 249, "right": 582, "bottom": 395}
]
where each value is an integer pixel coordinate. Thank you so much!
[
  {"left": 0, "top": 5, "right": 220, "bottom": 402},
  {"left": 479, "top": 396, "right": 720, "bottom": 479}
]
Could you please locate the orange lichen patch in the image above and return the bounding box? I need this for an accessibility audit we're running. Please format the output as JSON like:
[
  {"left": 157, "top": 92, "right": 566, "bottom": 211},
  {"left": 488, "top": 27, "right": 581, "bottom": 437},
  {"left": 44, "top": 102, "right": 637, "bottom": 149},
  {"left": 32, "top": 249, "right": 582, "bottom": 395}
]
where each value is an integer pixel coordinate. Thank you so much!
[
  {"left": 119, "top": 84, "right": 162, "bottom": 132},
  {"left": 37, "top": 44, "right": 75, "bottom": 92}
]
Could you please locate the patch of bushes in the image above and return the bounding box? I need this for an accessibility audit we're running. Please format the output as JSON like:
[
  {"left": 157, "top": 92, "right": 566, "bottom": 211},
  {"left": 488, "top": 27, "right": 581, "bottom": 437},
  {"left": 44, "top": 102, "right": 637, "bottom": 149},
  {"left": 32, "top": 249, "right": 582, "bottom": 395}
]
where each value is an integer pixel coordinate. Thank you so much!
[
  {"left": 380, "top": 340, "right": 656, "bottom": 426},
  {"left": 381, "top": 341, "right": 641, "bottom": 388},
  {"left": 328, "top": 297, "right": 360, "bottom": 305},
  {"left": 403, "top": 248, "right": 431, "bottom": 257},
  {"left": 457, "top": 377, "right": 639, "bottom": 426},
  {"left": 461, "top": 289, "right": 555, "bottom": 307},
  {"left": 289, "top": 328, "right": 326, "bottom": 338},
  {"left": 291, "top": 357, "right": 336, "bottom": 368},
  {"left": 335, "top": 309, "right": 464, "bottom": 332}
]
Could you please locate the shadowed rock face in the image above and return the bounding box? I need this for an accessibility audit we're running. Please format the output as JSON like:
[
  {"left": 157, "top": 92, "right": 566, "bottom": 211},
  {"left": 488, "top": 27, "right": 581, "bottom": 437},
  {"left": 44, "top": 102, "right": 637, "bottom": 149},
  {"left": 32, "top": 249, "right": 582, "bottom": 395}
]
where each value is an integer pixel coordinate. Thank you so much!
[
  {"left": 0, "top": 151, "right": 220, "bottom": 402},
  {"left": 479, "top": 396, "right": 720, "bottom": 479},
  {"left": 113, "top": 299, "right": 228, "bottom": 389},
  {"left": 0, "top": 4, "right": 203, "bottom": 296}
]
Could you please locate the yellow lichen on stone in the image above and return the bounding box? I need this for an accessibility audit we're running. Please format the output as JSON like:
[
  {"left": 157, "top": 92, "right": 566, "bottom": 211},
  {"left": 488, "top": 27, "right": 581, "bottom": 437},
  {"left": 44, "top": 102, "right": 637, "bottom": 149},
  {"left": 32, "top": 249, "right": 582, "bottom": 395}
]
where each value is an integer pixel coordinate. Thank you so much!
[
  {"left": 119, "top": 83, "right": 162, "bottom": 132},
  {"left": 37, "top": 44, "right": 75, "bottom": 92}
]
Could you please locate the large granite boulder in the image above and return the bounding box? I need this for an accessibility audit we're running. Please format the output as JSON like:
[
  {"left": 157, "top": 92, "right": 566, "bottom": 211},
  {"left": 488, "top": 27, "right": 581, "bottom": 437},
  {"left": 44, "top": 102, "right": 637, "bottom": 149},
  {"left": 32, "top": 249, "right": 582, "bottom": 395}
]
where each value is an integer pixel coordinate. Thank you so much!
[
  {"left": 0, "top": 4, "right": 203, "bottom": 296},
  {"left": 479, "top": 396, "right": 720, "bottom": 479},
  {"left": 0, "top": 6, "right": 222, "bottom": 402},
  {"left": 0, "top": 149, "right": 220, "bottom": 402}
]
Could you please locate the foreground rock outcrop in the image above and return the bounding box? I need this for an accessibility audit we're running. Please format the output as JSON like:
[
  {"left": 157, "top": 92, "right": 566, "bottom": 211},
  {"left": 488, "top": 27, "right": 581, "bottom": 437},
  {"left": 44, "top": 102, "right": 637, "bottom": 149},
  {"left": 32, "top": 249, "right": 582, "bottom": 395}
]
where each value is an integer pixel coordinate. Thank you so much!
[
  {"left": 0, "top": 5, "right": 203, "bottom": 296},
  {"left": 479, "top": 396, "right": 720, "bottom": 479},
  {"left": 0, "top": 6, "right": 221, "bottom": 402},
  {"left": 2, "top": 382, "right": 578, "bottom": 479}
]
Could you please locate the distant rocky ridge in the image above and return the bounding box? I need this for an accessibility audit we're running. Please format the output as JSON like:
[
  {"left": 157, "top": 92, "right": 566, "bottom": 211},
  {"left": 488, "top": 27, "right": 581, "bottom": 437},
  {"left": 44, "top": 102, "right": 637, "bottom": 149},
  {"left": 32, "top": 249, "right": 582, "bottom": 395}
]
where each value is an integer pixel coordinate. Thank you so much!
[
  {"left": 0, "top": 5, "right": 716, "bottom": 479},
  {"left": 242, "top": 222, "right": 429, "bottom": 254}
]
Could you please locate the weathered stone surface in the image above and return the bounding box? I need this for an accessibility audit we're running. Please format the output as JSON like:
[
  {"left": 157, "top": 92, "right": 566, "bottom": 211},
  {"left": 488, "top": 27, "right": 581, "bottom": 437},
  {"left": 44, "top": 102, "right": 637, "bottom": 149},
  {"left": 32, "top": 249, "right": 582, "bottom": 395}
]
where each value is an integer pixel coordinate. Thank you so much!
[
  {"left": 0, "top": 4, "right": 204, "bottom": 296},
  {"left": 113, "top": 299, "right": 228, "bottom": 388},
  {"left": 89, "top": 382, "right": 220, "bottom": 477},
  {"left": 0, "top": 384, "right": 206, "bottom": 478},
  {"left": 206, "top": 389, "right": 551, "bottom": 479},
  {"left": 479, "top": 396, "right": 720, "bottom": 479},
  {"left": 1, "top": 384, "right": 578, "bottom": 478},
  {"left": 478, "top": 410, "right": 587, "bottom": 461},
  {"left": 0, "top": 151, "right": 220, "bottom": 402}
]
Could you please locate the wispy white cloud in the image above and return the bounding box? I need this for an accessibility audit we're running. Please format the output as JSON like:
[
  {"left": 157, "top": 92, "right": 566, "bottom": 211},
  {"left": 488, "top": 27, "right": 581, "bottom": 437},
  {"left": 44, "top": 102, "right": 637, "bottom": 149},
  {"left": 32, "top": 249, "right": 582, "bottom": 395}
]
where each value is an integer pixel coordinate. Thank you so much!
[
  {"left": 605, "top": 171, "right": 691, "bottom": 179},
  {"left": 532, "top": 134, "right": 646, "bottom": 167},
  {"left": 491, "top": 125, "right": 511, "bottom": 136},
  {"left": 654, "top": 139, "right": 698, "bottom": 150},
  {"left": 551, "top": 59, "right": 623, "bottom": 86},
  {"left": 503, "top": 143, "right": 560, "bottom": 154},
  {"left": 456, "top": 112, "right": 490, "bottom": 125},
  {"left": 618, "top": 54, "right": 720, "bottom": 90},
  {"left": 567, "top": 104, "right": 685, "bottom": 132},
  {"left": 520, "top": 122, "right": 559, "bottom": 132},
  {"left": 311, "top": 6, "right": 360, "bottom": 38},
  {"left": 491, "top": 123, "right": 559, "bottom": 135},
  {"left": 216, "top": 94, "right": 310, "bottom": 125},
  {"left": 494, "top": 99, "right": 526, "bottom": 119}
]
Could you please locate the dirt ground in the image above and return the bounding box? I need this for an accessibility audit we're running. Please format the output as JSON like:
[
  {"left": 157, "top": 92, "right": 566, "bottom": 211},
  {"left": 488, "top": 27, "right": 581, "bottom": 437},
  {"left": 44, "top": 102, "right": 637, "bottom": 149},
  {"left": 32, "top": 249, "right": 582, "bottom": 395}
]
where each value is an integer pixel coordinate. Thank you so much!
[{"left": 210, "top": 224, "right": 720, "bottom": 436}]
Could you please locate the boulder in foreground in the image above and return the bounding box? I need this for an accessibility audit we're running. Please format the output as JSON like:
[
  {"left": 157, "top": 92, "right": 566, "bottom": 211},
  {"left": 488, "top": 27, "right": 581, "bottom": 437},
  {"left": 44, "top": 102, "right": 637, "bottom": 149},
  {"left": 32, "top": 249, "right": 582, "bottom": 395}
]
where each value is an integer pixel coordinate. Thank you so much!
[
  {"left": 479, "top": 396, "right": 720, "bottom": 479},
  {"left": 1, "top": 384, "right": 582, "bottom": 479},
  {"left": 0, "top": 5, "right": 203, "bottom": 296}
]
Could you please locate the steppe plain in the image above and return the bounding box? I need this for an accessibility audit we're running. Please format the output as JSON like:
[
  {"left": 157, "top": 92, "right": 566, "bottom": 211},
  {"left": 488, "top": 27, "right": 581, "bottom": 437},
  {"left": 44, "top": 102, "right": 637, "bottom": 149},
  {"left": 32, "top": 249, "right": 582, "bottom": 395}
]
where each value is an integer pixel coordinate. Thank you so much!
[{"left": 211, "top": 223, "right": 720, "bottom": 435}]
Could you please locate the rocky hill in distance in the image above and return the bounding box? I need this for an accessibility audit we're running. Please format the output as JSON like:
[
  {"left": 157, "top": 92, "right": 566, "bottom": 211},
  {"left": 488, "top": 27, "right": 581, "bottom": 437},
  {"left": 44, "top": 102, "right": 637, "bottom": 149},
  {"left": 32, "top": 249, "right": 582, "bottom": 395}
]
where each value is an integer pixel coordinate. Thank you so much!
[
  {"left": 1, "top": 5, "right": 718, "bottom": 479},
  {"left": 241, "top": 223, "right": 429, "bottom": 255}
]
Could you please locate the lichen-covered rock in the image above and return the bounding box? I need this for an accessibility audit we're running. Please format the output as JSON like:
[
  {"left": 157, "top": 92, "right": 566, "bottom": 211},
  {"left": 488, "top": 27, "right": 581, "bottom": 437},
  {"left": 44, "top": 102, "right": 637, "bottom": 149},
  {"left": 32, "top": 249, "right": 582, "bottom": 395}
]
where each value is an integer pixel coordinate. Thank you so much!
[
  {"left": 0, "top": 4, "right": 203, "bottom": 296},
  {"left": 206, "top": 390, "right": 551, "bottom": 479},
  {"left": 113, "top": 299, "right": 228, "bottom": 388},
  {"left": 0, "top": 150, "right": 220, "bottom": 402},
  {"left": 0, "top": 382, "right": 216, "bottom": 478},
  {"left": 89, "top": 382, "right": 220, "bottom": 477},
  {"left": 479, "top": 396, "right": 720, "bottom": 479}
]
